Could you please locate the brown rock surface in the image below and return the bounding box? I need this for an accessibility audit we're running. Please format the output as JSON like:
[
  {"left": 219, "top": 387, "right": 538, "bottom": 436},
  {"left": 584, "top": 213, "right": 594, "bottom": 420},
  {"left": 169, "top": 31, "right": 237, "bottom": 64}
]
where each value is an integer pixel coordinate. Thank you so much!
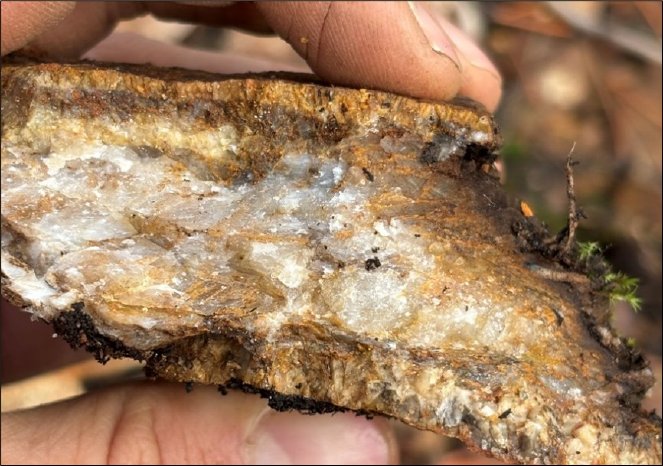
[{"left": 1, "top": 59, "right": 661, "bottom": 464}]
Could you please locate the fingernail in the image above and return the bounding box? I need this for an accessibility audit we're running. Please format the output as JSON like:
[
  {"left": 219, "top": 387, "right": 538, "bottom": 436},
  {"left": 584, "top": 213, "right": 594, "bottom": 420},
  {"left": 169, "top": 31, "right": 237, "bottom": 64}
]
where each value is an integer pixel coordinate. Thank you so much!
[
  {"left": 408, "top": 1, "right": 461, "bottom": 70},
  {"left": 246, "top": 411, "right": 393, "bottom": 465},
  {"left": 442, "top": 20, "right": 501, "bottom": 81}
]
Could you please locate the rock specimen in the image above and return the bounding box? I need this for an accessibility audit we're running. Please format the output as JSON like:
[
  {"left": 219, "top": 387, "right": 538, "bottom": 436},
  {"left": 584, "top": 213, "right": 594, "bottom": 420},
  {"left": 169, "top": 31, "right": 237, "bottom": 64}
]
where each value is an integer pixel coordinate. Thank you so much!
[{"left": 1, "top": 59, "right": 661, "bottom": 464}]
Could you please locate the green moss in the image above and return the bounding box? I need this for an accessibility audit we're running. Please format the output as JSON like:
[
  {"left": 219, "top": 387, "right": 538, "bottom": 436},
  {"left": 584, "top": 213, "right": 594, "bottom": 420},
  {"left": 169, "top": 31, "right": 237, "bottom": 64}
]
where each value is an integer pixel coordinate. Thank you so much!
[
  {"left": 604, "top": 271, "right": 642, "bottom": 312},
  {"left": 573, "top": 241, "right": 642, "bottom": 312},
  {"left": 578, "top": 241, "right": 602, "bottom": 263}
]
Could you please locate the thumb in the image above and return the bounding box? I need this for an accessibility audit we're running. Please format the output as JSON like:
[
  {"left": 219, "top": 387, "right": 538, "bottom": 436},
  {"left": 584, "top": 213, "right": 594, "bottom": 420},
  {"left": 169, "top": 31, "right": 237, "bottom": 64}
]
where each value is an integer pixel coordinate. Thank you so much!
[
  {"left": 0, "top": 1, "right": 75, "bottom": 56},
  {"left": 257, "top": 1, "right": 501, "bottom": 111},
  {"left": 1, "top": 382, "right": 396, "bottom": 464}
]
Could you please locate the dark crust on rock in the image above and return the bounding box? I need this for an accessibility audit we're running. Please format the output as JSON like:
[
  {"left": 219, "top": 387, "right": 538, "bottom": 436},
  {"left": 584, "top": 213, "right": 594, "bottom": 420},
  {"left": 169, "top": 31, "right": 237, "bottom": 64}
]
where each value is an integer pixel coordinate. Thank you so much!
[
  {"left": 221, "top": 378, "right": 357, "bottom": 416},
  {"left": 52, "top": 304, "right": 146, "bottom": 364}
]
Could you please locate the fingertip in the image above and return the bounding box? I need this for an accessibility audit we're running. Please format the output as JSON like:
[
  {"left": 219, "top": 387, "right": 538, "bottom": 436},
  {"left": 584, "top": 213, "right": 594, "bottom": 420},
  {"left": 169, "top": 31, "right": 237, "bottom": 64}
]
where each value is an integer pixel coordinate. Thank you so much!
[
  {"left": 435, "top": 16, "right": 503, "bottom": 111},
  {"left": 458, "top": 66, "right": 503, "bottom": 113},
  {"left": 258, "top": 1, "right": 463, "bottom": 103},
  {"left": 0, "top": 1, "right": 76, "bottom": 56},
  {"left": 106, "top": 383, "right": 264, "bottom": 464},
  {"left": 247, "top": 411, "right": 397, "bottom": 465}
]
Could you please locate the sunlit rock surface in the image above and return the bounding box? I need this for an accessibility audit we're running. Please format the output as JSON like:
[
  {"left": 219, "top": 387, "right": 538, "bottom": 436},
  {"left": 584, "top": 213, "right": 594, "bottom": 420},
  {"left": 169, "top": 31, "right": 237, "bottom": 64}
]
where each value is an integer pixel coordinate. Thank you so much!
[{"left": 1, "top": 60, "right": 660, "bottom": 464}]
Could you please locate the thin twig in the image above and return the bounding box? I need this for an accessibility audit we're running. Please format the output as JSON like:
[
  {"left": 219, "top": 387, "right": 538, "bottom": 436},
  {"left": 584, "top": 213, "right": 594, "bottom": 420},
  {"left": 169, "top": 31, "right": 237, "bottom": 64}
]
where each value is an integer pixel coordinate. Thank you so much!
[
  {"left": 561, "top": 142, "right": 578, "bottom": 256},
  {"left": 526, "top": 263, "right": 590, "bottom": 286}
]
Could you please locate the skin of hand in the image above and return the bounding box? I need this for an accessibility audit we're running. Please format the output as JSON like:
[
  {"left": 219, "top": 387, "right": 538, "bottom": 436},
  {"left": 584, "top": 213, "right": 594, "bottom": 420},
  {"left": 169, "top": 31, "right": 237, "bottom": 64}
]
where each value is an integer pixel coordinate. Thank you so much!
[{"left": 1, "top": 2, "right": 503, "bottom": 464}]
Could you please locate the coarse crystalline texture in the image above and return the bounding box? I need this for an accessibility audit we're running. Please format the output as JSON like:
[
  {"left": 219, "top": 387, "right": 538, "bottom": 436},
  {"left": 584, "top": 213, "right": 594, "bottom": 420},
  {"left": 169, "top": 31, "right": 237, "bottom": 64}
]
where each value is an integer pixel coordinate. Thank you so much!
[{"left": 1, "top": 58, "right": 661, "bottom": 464}]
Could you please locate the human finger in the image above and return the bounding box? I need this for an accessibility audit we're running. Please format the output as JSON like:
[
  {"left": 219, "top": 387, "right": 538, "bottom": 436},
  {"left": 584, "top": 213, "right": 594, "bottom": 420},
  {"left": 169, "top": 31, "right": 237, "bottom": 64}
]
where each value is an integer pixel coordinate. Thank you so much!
[
  {"left": 436, "top": 16, "right": 502, "bottom": 112},
  {"left": 257, "top": 1, "right": 502, "bottom": 110},
  {"left": 0, "top": 1, "right": 75, "bottom": 56},
  {"left": 1, "top": 382, "right": 397, "bottom": 464},
  {"left": 4, "top": 1, "right": 272, "bottom": 59}
]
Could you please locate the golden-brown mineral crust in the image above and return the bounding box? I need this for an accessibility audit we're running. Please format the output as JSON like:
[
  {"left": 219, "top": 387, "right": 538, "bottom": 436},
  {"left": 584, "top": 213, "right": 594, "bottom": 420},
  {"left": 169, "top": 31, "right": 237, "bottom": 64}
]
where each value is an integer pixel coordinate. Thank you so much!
[{"left": 1, "top": 59, "right": 661, "bottom": 465}]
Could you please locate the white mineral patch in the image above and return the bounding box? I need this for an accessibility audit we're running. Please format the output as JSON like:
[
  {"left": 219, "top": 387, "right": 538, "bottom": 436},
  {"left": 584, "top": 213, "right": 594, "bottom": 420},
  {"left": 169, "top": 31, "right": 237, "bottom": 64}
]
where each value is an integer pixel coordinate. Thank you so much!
[
  {"left": 36, "top": 209, "right": 136, "bottom": 244},
  {"left": 245, "top": 241, "right": 313, "bottom": 290},
  {"left": 539, "top": 375, "right": 583, "bottom": 399},
  {"left": 158, "top": 196, "right": 239, "bottom": 230},
  {"left": 479, "top": 404, "right": 496, "bottom": 417},
  {"left": 470, "top": 129, "right": 491, "bottom": 144},
  {"left": 321, "top": 268, "right": 412, "bottom": 335},
  {"left": 329, "top": 214, "right": 350, "bottom": 233},
  {"left": 48, "top": 289, "right": 82, "bottom": 308},
  {"left": 3, "top": 145, "right": 552, "bottom": 351},
  {"left": 208, "top": 125, "right": 238, "bottom": 156},
  {"left": 316, "top": 160, "right": 347, "bottom": 188},
  {"left": 279, "top": 152, "right": 312, "bottom": 177},
  {"left": 1, "top": 252, "right": 56, "bottom": 312},
  {"left": 435, "top": 388, "right": 472, "bottom": 428},
  {"left": 43, "top": 143, "right": 136, "bottom": 175},
  {"left": 276, "top": 190, "right": 304, "bottom": 212}
]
